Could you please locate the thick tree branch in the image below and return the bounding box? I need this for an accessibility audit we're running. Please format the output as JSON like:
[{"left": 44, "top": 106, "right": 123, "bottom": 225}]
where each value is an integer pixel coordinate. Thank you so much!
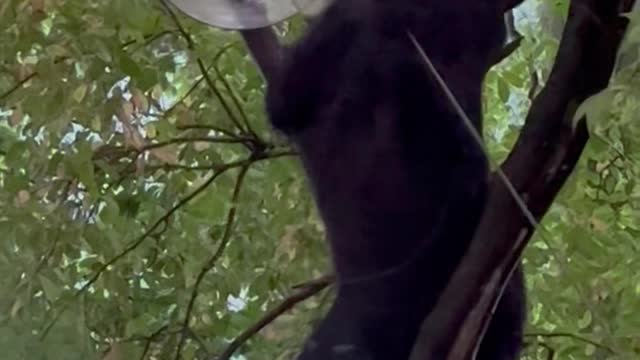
[{"left": 410, "top": 0, "right": 636, "bottom": 359}]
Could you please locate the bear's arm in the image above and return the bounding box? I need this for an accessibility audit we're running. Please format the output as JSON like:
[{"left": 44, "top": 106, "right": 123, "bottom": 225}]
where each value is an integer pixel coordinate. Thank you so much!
[{"left": 265, "top": 6, "right": 360, "bottom": 134}]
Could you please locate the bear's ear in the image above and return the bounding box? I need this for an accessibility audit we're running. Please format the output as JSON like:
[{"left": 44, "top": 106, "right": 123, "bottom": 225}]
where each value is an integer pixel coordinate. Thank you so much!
[{"left": 501, "top": 0, "right": 525, "bottom": 12}]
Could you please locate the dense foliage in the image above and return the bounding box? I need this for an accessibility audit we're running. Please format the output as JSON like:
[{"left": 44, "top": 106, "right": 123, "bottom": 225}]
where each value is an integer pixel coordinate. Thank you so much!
[{"left": 0, "top": 0, "right": 639, "bottom": 359}]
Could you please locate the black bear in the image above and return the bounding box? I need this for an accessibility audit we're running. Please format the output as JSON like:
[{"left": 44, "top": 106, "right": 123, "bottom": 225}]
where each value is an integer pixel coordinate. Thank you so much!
[{"left": 266, "top": 0, "right": 526, "bottom": 359}]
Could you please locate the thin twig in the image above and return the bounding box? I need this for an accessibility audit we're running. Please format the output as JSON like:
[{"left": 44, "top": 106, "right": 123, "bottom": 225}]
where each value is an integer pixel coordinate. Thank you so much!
[
  {"left": 216, "top": 275, "right": 333, "bottom": 360},
  {"left": 139, "top": 325, "right": 169, "bottom": 360},
  {"left": 163, "top": 43, "right": 236, "bottom": 116},
  {"left": 160, "top": 0, "right": 194, "bottom": 49},
  {"left": 163, "top": 76, "right": 206, "bottom": 115},
  {"left": 142, "top": 135, "right": 257, "bottom": 151},
  {"left": 175, "top": 165, "right": 250, "bottom": 359},
  {"left": 176, "top": 124, "right": 238, "bottom": 139},
  {"left": 407, "top": 31, "right": 541, "bottom": 360},
  {"left": 32, "top": 230, "right": 61, "bottom": 276},
  {"left": 213, "top": 64, "right": 259, "bottom": 139},
  {"left": 524, "top": 332, "right": 616, "bottom": 354},
  {"left": 408, "top": 31, "right": 540, "bottom": 234},
  {"left": 146, "top": 163, "right": 224, "bottom": 172},
  {"left": 0, "top": 72, "right": 37, "bottom": 101},
  {"left": 122, "top": 30, "right": 177, "bottom": 51},
  {"left": 197, "top": 58, "right": 248, "bottom": 135},
  {"left": 159, "top": 0, "right": 251, "bottom": 136}
]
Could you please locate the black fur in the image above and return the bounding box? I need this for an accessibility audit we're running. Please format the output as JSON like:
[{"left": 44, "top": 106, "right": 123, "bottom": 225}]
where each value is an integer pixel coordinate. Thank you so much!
[{"left": 266, "top": 0, "right": 526, "bottom": 359}]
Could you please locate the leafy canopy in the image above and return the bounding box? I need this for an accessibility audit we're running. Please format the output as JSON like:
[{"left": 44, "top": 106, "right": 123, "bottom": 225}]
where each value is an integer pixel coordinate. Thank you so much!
[{"left": 0, "top": 0, "right": 639, "bottom": 359}]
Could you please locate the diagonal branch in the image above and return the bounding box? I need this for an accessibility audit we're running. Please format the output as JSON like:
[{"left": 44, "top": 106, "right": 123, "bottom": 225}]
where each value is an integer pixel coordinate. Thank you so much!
[
  {"left": 161, "top": 43, "right": 237, "bottom": 116},
  {"left": 139, "top": 325, "right": 170, "bottom": 360},
  {"left": 0, "top": 72, "right": 37, "bottom": 101},
  {"left": 176, "top": 124, "right": 239, "bottom": 139},
  {"left": 159, "top": 0, "right": 194, "bottom": 49},
  {"left": 142, "top": 135, "right": 258, "bottom": 150},
  {"left": 216, "top": 274, "right": 334, "bottom": 360},
  {"left": 160, "top": 0, "right": 260, "bottom": 137},
  {"left": 524, "top": 332, "right": 615, "bottom": 354},
  {"left": 196, "top": 58, "right": 251, "bottom": 136},
  {"left": 212, "top": 63, "right": 260, "bottom": 140}
]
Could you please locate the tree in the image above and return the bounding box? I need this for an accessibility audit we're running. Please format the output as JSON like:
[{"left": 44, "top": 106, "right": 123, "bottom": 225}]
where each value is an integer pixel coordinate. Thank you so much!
[{"left": 0, "top": 0, "right": 639, "bottom": 359}]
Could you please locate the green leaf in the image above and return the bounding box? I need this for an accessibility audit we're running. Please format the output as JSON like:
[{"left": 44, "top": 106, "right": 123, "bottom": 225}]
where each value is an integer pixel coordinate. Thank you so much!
[
  {"left": 38, "top": 275, "right": 62, "bottom": 301},
  {"left": 575, "top": 89, "right": 614, "bottom": 126},
  {"left": 497, "top": 76, "right": 510, "bottom": 103}
]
